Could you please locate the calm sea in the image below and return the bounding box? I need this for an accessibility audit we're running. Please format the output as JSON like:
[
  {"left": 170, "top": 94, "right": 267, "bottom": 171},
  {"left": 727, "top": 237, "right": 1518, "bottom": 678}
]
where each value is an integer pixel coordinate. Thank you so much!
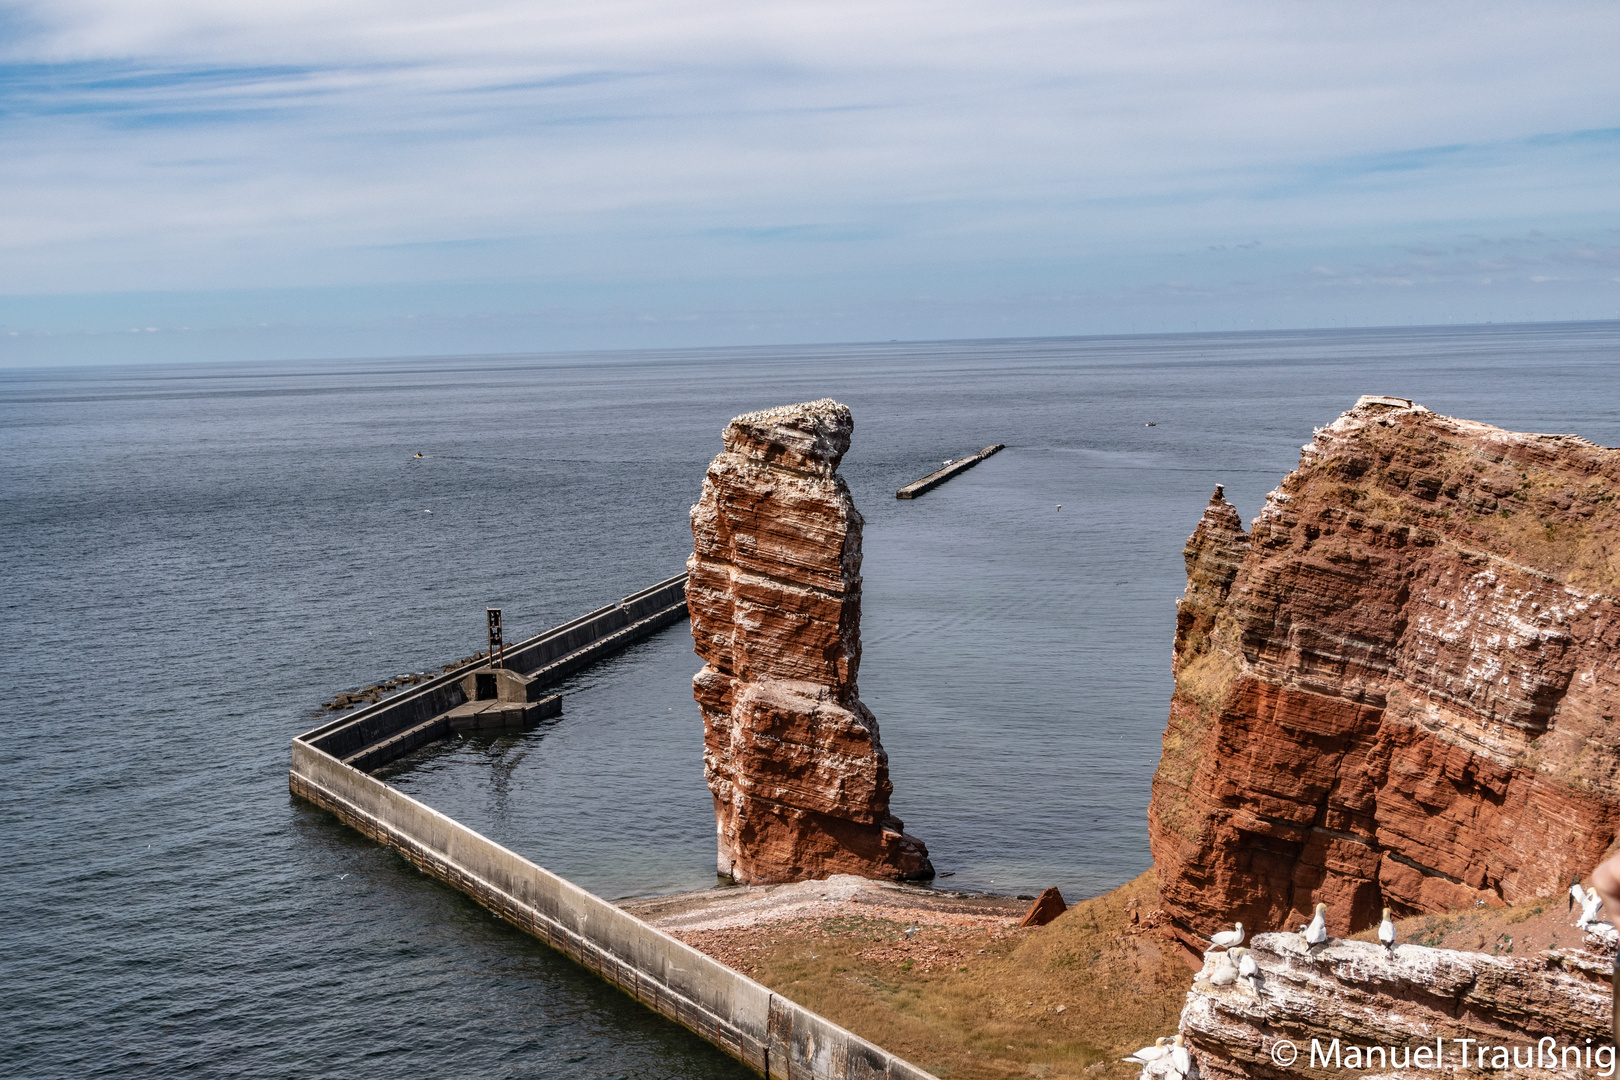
[{"left": 5, "top": 323, "right": 1618, "bottom": 1077}]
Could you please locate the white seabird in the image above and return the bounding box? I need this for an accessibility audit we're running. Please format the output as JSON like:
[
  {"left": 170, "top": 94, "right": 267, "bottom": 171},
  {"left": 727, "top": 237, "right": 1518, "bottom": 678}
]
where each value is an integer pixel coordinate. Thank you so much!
[
  {"left": 1171, "top": 1033, "right": 1192, "bottom": 1075},
  {"left": 1122, "top": 1037, "right": 1171, "bottom": 1064},
  {"left": 1231, "top": 947, "right": 1260, "bottom": 995},
  {"left": 1577, "top": 886, "right": 1604, "bottom": 929},
  {"left": 1303, "top": 903, "right": 1329, "bottom": 951},
  {"left": 1378, "top": 907, "right": 1396, "bottom": 953},
  {"left": 1209, "top": 922, "right": 1244, "bottom": 949},
  {"left": 1571, "top": 881, "right": 1588, "bottom": 912},
  {"left": 1208, "top": 950, "right": 1238, "bottom": 987}
]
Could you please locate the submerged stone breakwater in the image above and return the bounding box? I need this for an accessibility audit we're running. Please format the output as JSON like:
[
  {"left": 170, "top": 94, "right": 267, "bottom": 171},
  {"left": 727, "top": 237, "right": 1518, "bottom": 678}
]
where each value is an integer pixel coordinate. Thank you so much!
[{"left": 895, "top": 443, "right": 1005, "bottom": 499}]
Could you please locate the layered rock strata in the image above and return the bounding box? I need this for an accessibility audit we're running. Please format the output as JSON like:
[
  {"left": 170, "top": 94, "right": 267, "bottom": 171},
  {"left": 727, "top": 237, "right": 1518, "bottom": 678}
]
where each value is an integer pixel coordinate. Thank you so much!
[
  {"left": 1166, "top": 932, "right": 1615, "bottom": 1080},
  {"left": 1150, "top": 396, "right": 1620, "bottom": 951},
  {"left": 688, "top": 399, "right": 932, "bottom": 884}
]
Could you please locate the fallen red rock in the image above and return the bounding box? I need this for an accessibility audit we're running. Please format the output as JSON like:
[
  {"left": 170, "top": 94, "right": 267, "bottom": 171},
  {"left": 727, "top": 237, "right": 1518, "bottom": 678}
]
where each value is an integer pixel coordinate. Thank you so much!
[
  {"left": 1019, "top": 887, "right": 1068, "bottom": 927},
  {"left": 689, "top": 399, "right": 933, "bottom": 884},
  {"left": 1149, "top": 396, "right": 1620, "bottom": 953}
]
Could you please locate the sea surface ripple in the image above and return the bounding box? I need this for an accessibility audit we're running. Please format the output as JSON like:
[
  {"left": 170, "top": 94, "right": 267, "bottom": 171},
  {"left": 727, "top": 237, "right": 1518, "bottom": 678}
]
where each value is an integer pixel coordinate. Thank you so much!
[{"left": 4, "top": 323, "right": 1618, "bottom": 1077}]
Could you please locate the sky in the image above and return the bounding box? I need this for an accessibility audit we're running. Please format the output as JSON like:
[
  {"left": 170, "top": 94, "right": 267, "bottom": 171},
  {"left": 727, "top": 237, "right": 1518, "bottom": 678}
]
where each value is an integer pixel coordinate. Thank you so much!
[{"left": 1, "top": 0, "right": 1617, "bottom": 365}]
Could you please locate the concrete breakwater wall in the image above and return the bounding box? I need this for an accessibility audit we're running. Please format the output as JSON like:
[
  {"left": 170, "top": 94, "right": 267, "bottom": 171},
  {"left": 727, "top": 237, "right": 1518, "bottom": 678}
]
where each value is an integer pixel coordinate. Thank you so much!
[
  {"left": 301, "top": 574, "right": 689, "bottom": 771},
  {"left": 291, "top": 577, "right": 938, "bottom": 1079},
  {"left": 895, "top": 444, "right": 1004, "bottom": 499}
]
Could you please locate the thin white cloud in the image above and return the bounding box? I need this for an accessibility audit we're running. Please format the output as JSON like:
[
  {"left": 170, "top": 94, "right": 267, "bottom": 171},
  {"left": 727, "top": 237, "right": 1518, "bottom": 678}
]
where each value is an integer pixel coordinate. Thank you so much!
[{"left": 0, "top": 0, "right": 1616, "bottom": 352}]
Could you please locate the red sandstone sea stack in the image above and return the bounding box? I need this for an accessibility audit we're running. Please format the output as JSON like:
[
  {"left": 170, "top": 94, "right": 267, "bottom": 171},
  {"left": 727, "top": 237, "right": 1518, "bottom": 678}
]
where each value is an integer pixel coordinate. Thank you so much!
[
  {"left": 688, "top": 399, "right": 933, "bottom": 885},
  {"left": 1149, "top": 396, "right": 1620, "bottom": 954}
]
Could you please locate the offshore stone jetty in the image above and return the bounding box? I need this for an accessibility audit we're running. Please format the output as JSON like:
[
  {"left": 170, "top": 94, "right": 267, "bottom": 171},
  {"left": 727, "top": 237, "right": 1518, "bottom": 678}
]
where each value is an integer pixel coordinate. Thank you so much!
[
  {"left": 689, "top": 399, "right": 934, "bottom": 885},
  {"left": 895, "top": 443, "right": 1004, "bottom": 498}
]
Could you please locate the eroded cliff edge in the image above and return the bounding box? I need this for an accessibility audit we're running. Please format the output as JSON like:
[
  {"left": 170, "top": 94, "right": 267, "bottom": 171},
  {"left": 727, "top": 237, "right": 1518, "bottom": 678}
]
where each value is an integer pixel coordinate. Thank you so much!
[
  {"left": 1174, "top": 927, "right": 1615, "bottom": 1080},
  {"left": 1149, "top": 395, "right": 1620, "bottom": 950},
  {"left": 689, "top": 399, "right": 933, "bottom": 885}
]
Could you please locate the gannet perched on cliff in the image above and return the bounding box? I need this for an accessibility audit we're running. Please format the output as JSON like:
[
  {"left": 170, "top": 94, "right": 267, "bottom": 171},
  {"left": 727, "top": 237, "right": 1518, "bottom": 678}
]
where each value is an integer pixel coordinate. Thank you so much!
[
  {"left": 1122, "top": 1037, "right": 1171, "bottom": 1064},
  {"left": 1171, "top": 1034, "right": 1192, "bottom": 1076},
  {"left": 1303, "top": 903, "right": 1329, "bottom": 951},
  {"left": 1208, "top": 922, "right": 1244, "bottom": 950},
  {"left": 1574, "top": 884, "right": 1604, "bottom": 929},
  {"left": 1207, "top": 950, "right": 1238, "bottom": 986},
  {"left": 1229, "top": 947, "right": 1260, "bottom": 994},
  {"left": 1378, "top": 907, "right": 1396, "bottom": 954}
]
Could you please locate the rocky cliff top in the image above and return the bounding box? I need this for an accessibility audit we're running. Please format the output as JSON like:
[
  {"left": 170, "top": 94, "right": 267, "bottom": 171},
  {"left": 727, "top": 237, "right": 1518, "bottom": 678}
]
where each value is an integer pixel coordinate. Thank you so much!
[
  {"left": 723, "top": 398, "right": 853, "bottom": 477},
  {"left": 1275, "top": 395, "right": 1619, "bottom": 596},
  {"left": 1175, "top": 925, "right": 1614, "bottom": 1080},
  {"left": 1150, "top": 397, "right": 1620, "bottom": 952}
]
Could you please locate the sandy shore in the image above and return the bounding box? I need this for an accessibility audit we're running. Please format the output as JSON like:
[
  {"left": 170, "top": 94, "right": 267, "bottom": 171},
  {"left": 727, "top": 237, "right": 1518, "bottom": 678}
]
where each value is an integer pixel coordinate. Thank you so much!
[
  {"left": 623, "top": 875, "right": 1032, "bottom": 976},
  {"left": 621, "top": 874, "right": 1030, "bottom": 932}
]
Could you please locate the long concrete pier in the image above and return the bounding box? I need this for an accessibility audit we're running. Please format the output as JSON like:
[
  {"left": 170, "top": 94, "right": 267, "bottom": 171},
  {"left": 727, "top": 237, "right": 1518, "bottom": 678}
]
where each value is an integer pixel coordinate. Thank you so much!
[
  {"left": 302, "top": 574, "right": 689, "bottom": 772},
  {"left": 291, "top": 576, "right": 938, "bottom": 1080},
  {"left": 895, "top": 444, "right": 1005, "bottom": 499}
]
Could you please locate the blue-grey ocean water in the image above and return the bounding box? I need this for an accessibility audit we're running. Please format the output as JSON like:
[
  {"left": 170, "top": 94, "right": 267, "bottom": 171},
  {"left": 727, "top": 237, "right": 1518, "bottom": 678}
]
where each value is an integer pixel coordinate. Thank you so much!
[{"left": 5, "top": 322, "right": 1619, "bottom": 1078}]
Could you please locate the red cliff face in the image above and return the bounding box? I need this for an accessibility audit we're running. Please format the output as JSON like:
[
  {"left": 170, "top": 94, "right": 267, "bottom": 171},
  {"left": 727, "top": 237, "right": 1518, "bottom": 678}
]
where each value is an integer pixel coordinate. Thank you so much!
[
  {"left": 688, "top": 399, "right": 933, "bottom": 885},
  {"left": 1149, "top": 396, "right": 1620, "bottom": 952}
]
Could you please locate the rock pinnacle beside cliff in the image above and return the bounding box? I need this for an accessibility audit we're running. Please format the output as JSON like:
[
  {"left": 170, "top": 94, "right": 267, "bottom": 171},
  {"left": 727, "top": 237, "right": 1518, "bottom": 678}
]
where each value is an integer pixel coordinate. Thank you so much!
[{"left": 688, "top": 399, "right": 933, "bottom": 885}]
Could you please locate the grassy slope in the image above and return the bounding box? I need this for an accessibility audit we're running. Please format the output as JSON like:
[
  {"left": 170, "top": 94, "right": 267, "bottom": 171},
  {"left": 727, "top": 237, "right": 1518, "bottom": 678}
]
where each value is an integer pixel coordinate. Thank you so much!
[{"left": 684, "top": 872, "right": 1189, "bottom": 1080}]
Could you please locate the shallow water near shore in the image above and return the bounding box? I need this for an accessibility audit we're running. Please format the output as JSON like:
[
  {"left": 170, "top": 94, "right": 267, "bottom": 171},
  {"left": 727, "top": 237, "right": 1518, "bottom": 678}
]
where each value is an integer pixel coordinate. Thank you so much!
[{"left": 5, "top": 322, "right": 1619, "bottom": 1077}]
